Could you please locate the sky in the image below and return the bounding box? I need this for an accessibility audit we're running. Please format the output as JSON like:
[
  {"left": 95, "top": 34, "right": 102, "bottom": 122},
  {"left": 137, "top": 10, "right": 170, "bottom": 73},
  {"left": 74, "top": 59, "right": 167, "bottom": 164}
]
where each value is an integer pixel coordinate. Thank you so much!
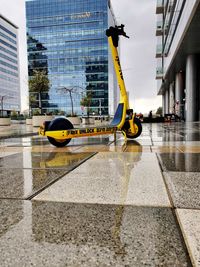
[{"left": 0, "top": 0, "right": 161, "bottom": 114}]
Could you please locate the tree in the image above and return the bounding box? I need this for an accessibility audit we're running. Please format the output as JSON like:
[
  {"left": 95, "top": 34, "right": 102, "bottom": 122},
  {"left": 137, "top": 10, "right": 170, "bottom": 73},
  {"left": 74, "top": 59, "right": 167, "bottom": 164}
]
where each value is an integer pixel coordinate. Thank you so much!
[
  {"left": 57, "top": 87, "right": 75, "bottom": 116},
  {"left": 28, "top": 94, "right": 37, "bottom": 116},
  {"left": 156, "top": 106, "right": 163, "bottom": 116},
  {"left": 80, "top": 91, "right": 93, "bottom": 118},
  {"left": 29, "top": 70, "right": 50, "bottom": 114},
  {"left": 57, "top": 86, "right": 84, "bottom": 116}
]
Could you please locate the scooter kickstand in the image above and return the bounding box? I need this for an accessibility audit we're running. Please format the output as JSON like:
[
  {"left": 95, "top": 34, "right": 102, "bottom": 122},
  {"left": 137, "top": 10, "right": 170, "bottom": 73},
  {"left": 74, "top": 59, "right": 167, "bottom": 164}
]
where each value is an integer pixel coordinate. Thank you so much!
[{"left": 122, "top": 130, "right": 127, "bottom": 143}]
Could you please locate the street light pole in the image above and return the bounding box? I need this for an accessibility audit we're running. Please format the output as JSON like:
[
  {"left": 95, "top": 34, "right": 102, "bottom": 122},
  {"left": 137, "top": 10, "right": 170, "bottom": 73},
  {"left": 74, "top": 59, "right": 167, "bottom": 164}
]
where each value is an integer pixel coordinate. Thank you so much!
[
  {"left": 0, "top": 95, "right": 6, "bottom": 117},
  {"left": 99, "top": 99, "right": 102, "bottom": 122}
]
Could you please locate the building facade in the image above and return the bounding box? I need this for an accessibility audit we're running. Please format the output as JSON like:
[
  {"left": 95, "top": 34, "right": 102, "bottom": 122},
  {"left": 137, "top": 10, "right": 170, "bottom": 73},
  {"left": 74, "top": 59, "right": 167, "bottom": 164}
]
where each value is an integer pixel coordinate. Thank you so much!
[
  {"left": 26, "top": 0, "right": 117, "bottom": 116},
  {"left": 0, "top": 15, "right": 20, "bottom": 115},
  {"left": 156, "top": 0, "right": 200, "bottom": 121}
]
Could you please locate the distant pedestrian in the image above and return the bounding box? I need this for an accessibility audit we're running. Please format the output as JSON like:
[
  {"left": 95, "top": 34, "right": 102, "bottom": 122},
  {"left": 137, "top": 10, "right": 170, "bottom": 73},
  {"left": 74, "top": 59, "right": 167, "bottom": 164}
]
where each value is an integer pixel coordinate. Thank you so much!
[
  {"left": 175, "top": 100, "right": 180, "bottom": 121},
  {"left": 148, "top": 110, "right": 152, "bottom": 122}
]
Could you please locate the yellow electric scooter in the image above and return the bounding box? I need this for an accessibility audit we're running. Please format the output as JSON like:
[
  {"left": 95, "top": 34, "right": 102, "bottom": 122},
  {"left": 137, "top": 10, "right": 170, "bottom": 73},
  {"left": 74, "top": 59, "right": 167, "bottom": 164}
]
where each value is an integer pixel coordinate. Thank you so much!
[{"left": 39, "top": 24, "right": 142, "bottom": 147}]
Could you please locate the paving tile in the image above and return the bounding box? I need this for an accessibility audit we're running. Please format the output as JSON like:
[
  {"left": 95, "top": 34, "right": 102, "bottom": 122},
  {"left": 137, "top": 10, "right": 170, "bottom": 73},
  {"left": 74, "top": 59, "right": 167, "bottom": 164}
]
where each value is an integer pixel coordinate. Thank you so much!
[
  {"left": 0, "top": 125, "right": 37, "bottom": 139},
  {"left": 153, "top": 141, "right": 186, "bottom": 146},
  {"left": 75, "top": 145, "right": 133, "bottom": 153},
  {"left": 100, "top": 145, "right": 126, "bottom": 152},
  {"left": 0, "top": 151, "right": 21, "bottom": 158},
  {"left": 30, "top": 145, "right": 81, "bottom": 153},
  {"left": 34, "top": 152, "right": 170, "bottom": 207},
  {"left": 151, "top": 146, "right": 180, "bottom": 153},
  {"left": 75, "top": 144, "right": 109, "bottom": 152},
  {"left": 0, "top": 146, "right": 30, "bottom": 153},
  {"left": 153, "top": 135, "right": 184, "bottom": 142},
  {"left": 183, "top": 141, "right": 200, "bottom": 146},
  {"left": 176, "top": 209, "right": 200, "bottom": 267},
  {"left": 74, "top": 142, "right": 151, "bottom": 153},
  {"left": 114, "top": 139, "right": 153, "bottom": 146},
  {"left": 163, "top": 172, "right": 200, "bottom": 209},
  {"left": 157, "top": 153, "right": 200, "bottom": 172},
  {"left": 0, "top": 200, "right": 191, "bottom": 267},
  {"left": 0, "top": 141, "right": 21, "bottom": 147},
  {"left": 180, "top": 133, "right": 200, "bottom": 141},
  {"left": 178, "top": 146, "right": 200, "bottom": 153},
  {"left": 69, "top": 136, "right": 112, "bottom": 146},
  {"left": 0, "top": 168, "right": 68, "bottom": 199},
  {"left": 0, "top": 151, "right": 94, "bottom": 169},
  {"left": 125, "top": 145, "right": 151, "bottom": 152}
]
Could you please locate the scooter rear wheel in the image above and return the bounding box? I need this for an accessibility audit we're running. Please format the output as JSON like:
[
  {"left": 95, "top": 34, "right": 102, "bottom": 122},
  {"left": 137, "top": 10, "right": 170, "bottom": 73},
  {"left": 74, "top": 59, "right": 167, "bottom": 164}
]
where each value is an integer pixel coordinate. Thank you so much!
[
  {"left": 122, "top": 117, "right": 142, "bottom": 139},
  {"left": 47, "top": 117, "right": 74, "bottom": 147}
]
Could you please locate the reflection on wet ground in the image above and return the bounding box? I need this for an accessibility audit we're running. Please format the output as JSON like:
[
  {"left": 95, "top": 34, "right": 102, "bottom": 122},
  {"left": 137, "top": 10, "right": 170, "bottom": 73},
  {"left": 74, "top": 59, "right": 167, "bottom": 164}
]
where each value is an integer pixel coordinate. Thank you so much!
[
  {"left": 158, "top": 153, "right": 200, "bottom": 172},
  {"left": 0, "top": 122, "right": 200, "bottom": 266},
  {"left": 0, "top": 200, "right": 191, "bottom": 267},
  {"left": 0, "top": 124, "right": 37, "bottom": 139},
  {"left": 0, "top": 151, "right": 94, "bottom": 169}
]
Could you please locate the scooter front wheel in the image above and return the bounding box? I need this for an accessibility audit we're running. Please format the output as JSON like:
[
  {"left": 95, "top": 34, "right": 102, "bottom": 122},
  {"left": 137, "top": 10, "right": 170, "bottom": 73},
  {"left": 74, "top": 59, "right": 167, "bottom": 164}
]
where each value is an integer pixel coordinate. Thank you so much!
[
  {"left": 122, "top": 117, "right": 142, "bottom": 139},
  {"left": 47, "top": 117, "right": 73, "bottom": 147}
]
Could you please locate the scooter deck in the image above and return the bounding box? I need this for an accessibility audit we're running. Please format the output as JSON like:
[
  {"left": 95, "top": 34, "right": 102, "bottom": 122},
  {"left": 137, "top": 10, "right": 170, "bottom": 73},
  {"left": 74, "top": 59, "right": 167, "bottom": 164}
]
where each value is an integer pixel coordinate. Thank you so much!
[
  {"left": 39, "top": 124, "right": 118, "bottom": 140},
  {"left": 39, "top": 103, "right": 124, "bottom": 140}
]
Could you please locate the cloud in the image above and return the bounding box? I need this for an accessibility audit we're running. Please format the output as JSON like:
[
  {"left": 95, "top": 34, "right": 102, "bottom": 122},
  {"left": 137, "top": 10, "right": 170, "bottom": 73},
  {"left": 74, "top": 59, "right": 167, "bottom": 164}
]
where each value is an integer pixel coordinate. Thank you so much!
[
  {"left": 111, "top": 0, "right": 161, "bottom": 113},
  {"left": 0, "top": 0, "right": 161, "bottom": 113},
  {"left": 131, "top": 96, "right": 162, "bottom": 115}
]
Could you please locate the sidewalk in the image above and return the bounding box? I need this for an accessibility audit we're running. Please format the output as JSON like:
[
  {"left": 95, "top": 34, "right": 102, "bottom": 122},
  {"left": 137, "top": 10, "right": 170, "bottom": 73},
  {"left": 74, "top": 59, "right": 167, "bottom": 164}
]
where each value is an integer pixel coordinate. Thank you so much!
[
  {"left": 0, "top": 122, "right": 200, "bottom": 266},
  {"left": 0, "top": 123, "right": 38, "bottom": 139}
]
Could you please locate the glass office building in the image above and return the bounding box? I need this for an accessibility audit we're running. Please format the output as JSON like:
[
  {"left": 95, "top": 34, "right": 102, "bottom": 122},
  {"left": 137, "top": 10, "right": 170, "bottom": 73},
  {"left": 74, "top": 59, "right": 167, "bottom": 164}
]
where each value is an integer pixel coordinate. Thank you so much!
[
  {"left": 26, "top": 0, "right": 117, "bottom": 116},
  {"left": 0, "top": 15, "right": 20, "bottom": 115}
]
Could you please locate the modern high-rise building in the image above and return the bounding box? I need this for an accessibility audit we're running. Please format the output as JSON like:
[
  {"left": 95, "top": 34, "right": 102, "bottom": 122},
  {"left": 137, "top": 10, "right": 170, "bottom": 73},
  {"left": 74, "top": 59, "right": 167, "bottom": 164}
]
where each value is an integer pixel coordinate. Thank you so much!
[
  {"left": 0, "top": 15, "right": 20, "bottom": 115},
  {"left": 26, "top": 0, "right": 117, "bottom": 116},
  {"left": 156, "top": 0, "right": 200, "bottom": 121}
]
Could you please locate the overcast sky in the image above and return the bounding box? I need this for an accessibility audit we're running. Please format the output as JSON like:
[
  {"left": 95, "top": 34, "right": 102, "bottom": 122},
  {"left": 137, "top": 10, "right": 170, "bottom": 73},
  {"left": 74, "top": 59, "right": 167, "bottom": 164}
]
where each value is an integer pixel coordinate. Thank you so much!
[{"left": 1, "top": 0, "right": 161, "bottom": 114}]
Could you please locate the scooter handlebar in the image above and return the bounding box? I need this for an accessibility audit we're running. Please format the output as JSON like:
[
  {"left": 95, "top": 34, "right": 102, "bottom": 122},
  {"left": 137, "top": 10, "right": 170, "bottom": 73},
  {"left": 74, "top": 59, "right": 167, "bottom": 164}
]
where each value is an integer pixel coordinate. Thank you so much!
[
  {"left": 116, "top": 24, "right": 130, "bottom": 38},
  {"left": 106, "top": 24, "right": 130, "bottom": 47}
]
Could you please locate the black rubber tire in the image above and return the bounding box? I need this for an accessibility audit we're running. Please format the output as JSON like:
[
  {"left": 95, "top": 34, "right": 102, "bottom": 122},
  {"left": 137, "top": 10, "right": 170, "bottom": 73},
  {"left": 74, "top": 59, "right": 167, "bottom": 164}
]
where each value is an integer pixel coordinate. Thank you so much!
[
  {"left": 47, "top": 117, "right": 74, "bottom": 147},
  {"left": 122, "top": 117, "right": 142, "bottom": 139}
]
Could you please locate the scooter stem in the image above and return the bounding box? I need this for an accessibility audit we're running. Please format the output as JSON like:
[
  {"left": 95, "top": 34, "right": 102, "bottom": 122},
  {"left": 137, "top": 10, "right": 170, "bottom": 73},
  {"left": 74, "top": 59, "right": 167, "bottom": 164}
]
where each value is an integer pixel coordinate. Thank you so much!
[{"left": 108, "top": 36, "right": 129, "bottom": 110}]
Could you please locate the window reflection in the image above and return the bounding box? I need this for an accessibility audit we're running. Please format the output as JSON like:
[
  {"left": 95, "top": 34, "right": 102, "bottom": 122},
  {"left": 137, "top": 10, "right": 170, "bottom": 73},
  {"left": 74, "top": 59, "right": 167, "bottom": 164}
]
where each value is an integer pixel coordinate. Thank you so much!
[{"left": 26, "top": 0, "right": 113, "bottom": 115}]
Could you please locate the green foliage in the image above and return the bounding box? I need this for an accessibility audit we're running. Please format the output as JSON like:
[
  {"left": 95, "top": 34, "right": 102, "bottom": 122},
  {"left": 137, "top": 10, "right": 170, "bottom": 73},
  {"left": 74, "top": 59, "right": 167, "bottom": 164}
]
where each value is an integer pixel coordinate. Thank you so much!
[
  {"left": 29, "top": 70, "right": 50, "bottom": 93},
  {"left": 32, "top": 108, "right": 41, "bottom": 116},
  {"left": 156, "top": 106, "right": 163, "bottom": 116},
  {"left": 59, "top": 110, "right": 66, "bottom": 116},
  {"left": 11, "top": 110, "right": 18, "bottom": 118},
  {"left": 66, "top": 112, "right": 77, "bottom": 117},
  {"left": 29, "top": 94, "right": 37, "bottom": 105},
  {"left": 29, "top": 70, "right": 50, "bottom": 114}
]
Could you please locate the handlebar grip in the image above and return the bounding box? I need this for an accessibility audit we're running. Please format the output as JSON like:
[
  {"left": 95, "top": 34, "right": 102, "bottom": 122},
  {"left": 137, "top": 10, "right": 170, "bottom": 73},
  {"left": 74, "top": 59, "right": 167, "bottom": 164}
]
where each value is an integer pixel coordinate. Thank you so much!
[{"left": 124, "top": 34, "right": 130, "bottom": 38}]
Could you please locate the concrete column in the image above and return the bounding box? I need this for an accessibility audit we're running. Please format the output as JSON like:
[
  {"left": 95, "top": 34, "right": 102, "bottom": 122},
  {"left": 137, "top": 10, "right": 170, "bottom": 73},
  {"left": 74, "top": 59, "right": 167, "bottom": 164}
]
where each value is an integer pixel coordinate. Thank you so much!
[
  {"left": 162, "top": 94, "right": 165, "bottom": 116},
  {"left": 175, "top": 72, "right": 184, "bottom": 117},
  {"left": 186, "top": 54, "right": 197, "bottom": 122},
  {"left": 165, "top": 89, "right": 169, "bottom": 114},
  {"left": 169, "top": 82, "right": 175, "bottom": 113}
]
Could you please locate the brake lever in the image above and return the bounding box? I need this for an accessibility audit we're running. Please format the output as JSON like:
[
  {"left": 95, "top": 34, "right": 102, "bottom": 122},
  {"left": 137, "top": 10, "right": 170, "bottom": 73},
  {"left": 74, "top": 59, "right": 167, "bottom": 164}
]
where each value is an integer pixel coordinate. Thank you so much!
[
  {"left": 116, "top": 24, "right": 130, "bottom": 38},
  {"left": 124, "top": 34, "right": 130, "bottom": 38}
]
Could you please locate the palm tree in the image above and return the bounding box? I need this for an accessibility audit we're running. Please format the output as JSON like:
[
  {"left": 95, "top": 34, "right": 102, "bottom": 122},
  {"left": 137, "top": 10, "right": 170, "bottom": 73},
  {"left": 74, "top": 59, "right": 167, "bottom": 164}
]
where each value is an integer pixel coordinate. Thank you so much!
[
  {"left": 57, "top": 86, "right": 84, "bottom": 116},
  {"left": 29, "top": 70, "right": 50, "bottom": 114},
  {"left": 57, "top": 87, "right": 75, "bottom": 116}
]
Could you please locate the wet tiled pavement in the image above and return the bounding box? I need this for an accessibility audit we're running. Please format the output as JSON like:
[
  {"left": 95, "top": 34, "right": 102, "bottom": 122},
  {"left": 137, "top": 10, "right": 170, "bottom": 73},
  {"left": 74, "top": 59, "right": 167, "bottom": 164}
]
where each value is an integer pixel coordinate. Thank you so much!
[
  {"left": 0, "top": 124, "right": 38, "bottom": 139},
  {"left": 0, "top": 122, "right": 200, "bottom": 266}
]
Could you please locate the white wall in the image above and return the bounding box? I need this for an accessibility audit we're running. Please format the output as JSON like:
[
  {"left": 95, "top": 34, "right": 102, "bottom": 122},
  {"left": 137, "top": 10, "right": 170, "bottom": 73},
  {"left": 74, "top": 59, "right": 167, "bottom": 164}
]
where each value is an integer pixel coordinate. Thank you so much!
[
  {"left": 164, "top": 0, "right": 200, "bottom": 77},
  {"left": 1, "top": 0, "right": 28, "bottom": 112}
]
